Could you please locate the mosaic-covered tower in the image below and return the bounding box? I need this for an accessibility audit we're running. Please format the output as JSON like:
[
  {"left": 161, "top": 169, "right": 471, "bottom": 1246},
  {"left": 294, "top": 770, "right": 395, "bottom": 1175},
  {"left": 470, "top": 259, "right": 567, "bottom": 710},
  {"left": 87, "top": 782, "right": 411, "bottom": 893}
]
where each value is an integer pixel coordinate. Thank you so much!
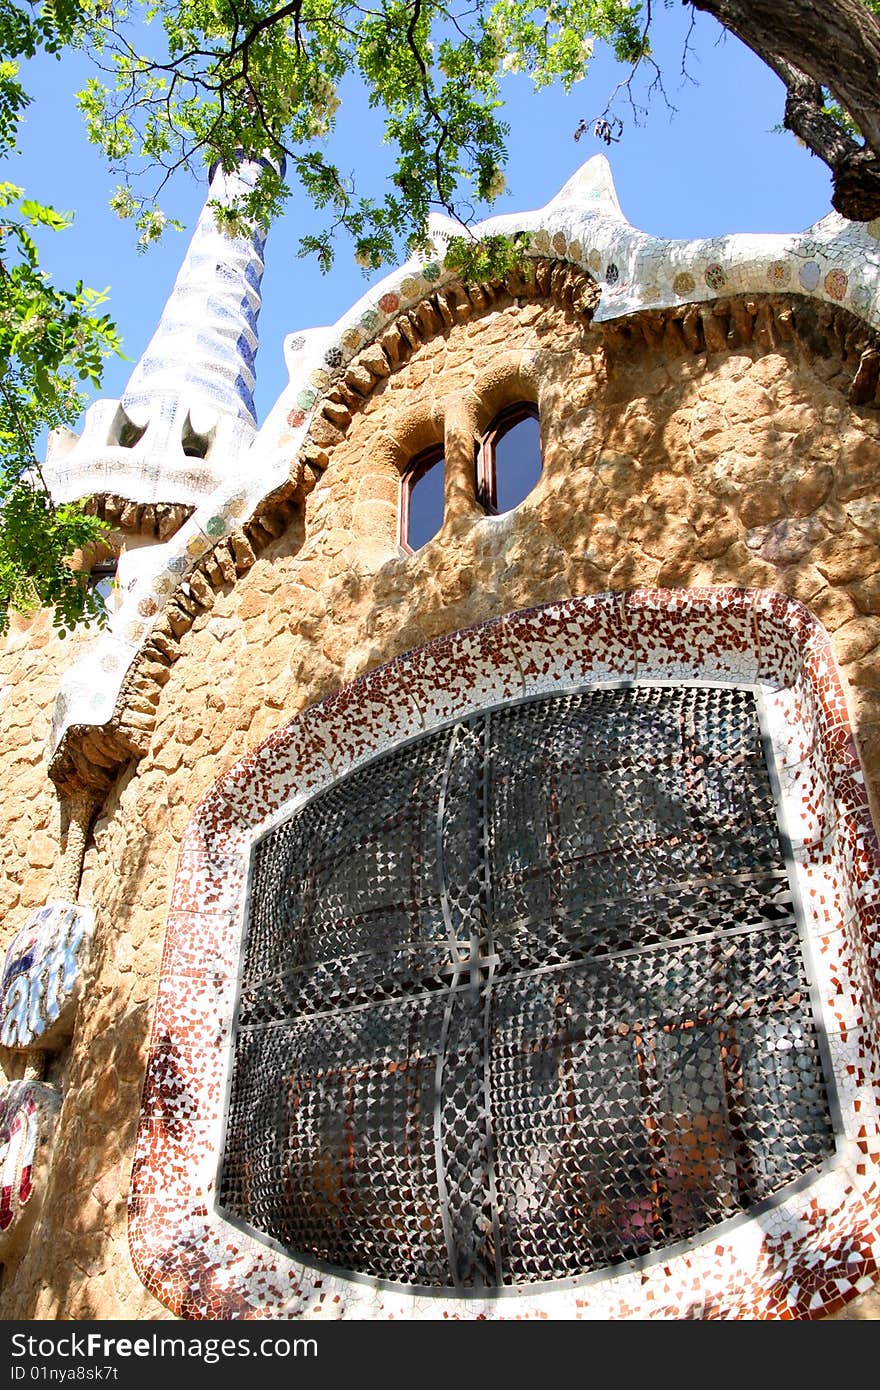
[
  {"left": 3, "top": 155, "right": 880, "bottom": 1322},
  {"left": 42, "top": 158, "right": 267, "bottom": 510}
]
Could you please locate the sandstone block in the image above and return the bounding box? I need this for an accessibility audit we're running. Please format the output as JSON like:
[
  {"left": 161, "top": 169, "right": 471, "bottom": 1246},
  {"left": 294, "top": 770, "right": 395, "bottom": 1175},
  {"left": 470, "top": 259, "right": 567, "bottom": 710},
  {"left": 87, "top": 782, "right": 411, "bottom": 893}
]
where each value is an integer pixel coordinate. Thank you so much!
[
  {"left": 845, "top": 649, "right": 880, "bottom": 688},
  {"left": 837, "top": 431, "right": 880, "bottom": 501},
  {"left": 816, "top": 537, "right": 880, "bottom": 586},
  {"left": 808, "top": 585, "right": 857, "bottom": 631},
  {"left": 738, "top": 484, "right": 785, "bottom": 529},
  {"left": 745, "top": 515, "right": 828, "bottom": 566},
  {"left": 787, "top": 465, "right": 834, "bottom": 516},
  {"left": 832, "top": 615, "right": 880, "bottom": 664},
  {"left": 845, "top": 498, "right": 880, "bottom": 540},
  {"left": 695, "top": 516, "right": 739, "bottom": 559},
  {"left": 850, "top": 573, "right": 880, "bottom": 615},
  {"left": 342, "top": 361, "right": 374, "bottom": 396}
]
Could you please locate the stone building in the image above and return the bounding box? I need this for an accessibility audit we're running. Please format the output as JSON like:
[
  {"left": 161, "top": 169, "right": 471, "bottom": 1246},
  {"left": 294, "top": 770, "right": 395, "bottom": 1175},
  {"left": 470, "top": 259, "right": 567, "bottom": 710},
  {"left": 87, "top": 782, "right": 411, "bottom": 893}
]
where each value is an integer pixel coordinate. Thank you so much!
[{"left": 2, "top": 153, "right": 880, "bottom": 1319}]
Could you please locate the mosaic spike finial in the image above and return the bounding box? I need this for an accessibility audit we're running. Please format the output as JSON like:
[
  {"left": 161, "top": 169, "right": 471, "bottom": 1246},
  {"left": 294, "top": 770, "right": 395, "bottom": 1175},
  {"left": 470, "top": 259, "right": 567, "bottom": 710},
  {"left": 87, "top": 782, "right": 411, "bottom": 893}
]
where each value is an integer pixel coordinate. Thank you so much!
[
  {"left": 121, "top": 160, "right": 266, "bottom": 427},
  {"left": 43, "top": 158, "right": 269, "bottom": 510},
  {"left": 543, "top": 153, "right": 626, "bottom": 220}
]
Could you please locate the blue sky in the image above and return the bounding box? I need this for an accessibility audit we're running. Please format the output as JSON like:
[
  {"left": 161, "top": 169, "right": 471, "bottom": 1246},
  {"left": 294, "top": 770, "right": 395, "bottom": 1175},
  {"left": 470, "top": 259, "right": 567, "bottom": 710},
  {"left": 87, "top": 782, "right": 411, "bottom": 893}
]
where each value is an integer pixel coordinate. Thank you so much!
[{"left": 15, "top": 6, "right": 835, "bottom": 431}]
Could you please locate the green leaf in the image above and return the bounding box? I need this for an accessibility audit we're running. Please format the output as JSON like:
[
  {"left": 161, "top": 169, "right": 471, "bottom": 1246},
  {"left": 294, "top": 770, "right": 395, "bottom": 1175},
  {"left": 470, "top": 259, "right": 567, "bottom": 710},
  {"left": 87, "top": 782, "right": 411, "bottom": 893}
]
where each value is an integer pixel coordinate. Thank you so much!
[{"left": 19, "top": 198, "right": 72, "bottom": 230}]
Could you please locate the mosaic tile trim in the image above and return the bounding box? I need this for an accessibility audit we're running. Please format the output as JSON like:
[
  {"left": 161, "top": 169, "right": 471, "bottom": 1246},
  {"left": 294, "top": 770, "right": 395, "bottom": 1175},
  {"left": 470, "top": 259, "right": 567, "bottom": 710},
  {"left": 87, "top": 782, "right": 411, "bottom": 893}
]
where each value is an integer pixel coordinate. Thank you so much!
[
  {"left": 0, "top": 902, "right": 94, "bottom": 1051},
  {"left": 129, "top": 588, "right": 880, "bottom": 1319},
  {"left": 0, "top": 1080, "right": 61, "bottom": 1255},
  {"left": 45, "top": 154, "right": 880, "bottom": 760}
]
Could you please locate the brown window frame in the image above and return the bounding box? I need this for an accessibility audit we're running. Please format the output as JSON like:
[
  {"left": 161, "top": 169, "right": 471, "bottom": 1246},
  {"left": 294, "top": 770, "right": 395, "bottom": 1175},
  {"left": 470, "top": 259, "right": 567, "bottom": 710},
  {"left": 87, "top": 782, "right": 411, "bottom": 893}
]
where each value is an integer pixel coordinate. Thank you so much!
[
  {"left": 398, "top": 444, "right": 445, "bottom": 554},
  {"left": 476, "top": 402, "right": 541, "bottom": 515}
]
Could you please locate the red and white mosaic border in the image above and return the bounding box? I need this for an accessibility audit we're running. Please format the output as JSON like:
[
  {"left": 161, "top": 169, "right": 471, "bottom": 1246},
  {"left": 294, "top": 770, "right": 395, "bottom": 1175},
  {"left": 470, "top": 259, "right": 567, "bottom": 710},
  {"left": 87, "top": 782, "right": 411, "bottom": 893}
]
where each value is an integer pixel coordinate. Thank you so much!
[{"left": 129, "top": 588, "right": 880, "bottom": 1319}]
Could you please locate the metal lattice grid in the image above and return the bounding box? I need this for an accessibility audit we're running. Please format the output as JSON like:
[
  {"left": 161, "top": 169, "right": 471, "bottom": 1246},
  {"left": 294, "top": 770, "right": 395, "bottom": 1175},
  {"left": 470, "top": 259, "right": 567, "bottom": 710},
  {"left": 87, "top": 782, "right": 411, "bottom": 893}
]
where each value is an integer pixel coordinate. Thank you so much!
[{"left": 218, "top": 684, "right": 835, "bottom": 1291}]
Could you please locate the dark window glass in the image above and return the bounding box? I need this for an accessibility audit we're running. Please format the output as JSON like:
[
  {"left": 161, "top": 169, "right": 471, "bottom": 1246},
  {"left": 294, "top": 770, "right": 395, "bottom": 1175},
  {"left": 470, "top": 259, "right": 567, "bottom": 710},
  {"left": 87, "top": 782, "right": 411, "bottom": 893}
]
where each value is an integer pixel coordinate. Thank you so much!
[
  {"left": 478, "top": 404, "right": 541, "bottom": 514},
  {"left": 88, "top": 557, "right": 118, "bottom": 606},
  {"left": 401, "top": 446, "right": 444, "bottom": 552}
]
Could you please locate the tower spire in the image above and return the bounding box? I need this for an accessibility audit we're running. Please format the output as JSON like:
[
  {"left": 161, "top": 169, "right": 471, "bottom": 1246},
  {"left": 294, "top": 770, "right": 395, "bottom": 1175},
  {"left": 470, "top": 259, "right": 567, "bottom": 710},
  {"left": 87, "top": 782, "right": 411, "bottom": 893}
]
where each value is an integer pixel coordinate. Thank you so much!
[{"left": 43, "top": 158, "right": 268, "bottom": 509}]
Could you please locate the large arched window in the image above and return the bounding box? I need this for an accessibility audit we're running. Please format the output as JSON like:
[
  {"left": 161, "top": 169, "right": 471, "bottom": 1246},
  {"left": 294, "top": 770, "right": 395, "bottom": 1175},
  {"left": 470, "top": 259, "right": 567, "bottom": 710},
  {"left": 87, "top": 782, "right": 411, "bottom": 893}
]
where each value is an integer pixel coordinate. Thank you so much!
[
  {"left": 477, "top": 403, "right": 542, "bottom": 515},
  {"left": 218, "top": 680, "right": 834, "bottom": 1292},
  {"left": 133, "top": 591, "right": 873, "bottom": 1320},
  {"left": 399, "top": 445, "right": 445, "bottom": 553}
]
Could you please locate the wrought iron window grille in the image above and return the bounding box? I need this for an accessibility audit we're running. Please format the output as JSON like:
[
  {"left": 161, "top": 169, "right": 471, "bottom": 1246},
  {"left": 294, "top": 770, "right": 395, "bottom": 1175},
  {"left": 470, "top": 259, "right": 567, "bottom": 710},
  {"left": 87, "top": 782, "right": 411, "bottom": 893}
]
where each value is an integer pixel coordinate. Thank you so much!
[{"left": 218, "top": 682, "right": 837, "bottom": 1294}]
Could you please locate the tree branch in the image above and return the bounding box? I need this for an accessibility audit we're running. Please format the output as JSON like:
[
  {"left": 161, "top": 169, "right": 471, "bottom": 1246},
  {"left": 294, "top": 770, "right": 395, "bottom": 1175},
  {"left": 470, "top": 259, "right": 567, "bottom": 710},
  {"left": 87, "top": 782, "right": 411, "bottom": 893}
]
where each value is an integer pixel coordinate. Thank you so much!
[{"left": 690, "top": 0, "right": 880, "bottom": 219}]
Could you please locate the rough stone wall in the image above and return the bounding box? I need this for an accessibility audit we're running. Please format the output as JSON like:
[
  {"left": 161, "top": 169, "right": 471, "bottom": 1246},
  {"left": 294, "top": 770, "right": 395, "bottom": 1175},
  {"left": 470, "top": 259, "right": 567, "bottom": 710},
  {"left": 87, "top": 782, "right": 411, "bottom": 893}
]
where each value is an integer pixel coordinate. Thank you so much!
[
  {"left": 3, "top": 282, "right": 880, "bottom": 1318},
  {"left": 0, "top": 615, "right": 81, "bottom": 958}
]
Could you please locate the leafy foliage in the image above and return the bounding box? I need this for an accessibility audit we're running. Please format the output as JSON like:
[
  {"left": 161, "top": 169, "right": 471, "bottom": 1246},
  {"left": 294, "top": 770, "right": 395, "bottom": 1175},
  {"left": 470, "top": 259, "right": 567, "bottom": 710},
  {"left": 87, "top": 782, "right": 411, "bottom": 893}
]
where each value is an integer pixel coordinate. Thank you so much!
[
  {"left": 443, "top": 228, "right": 533, "bottom": 283},
  {"left": 68, "top": 0, "right": 880, "bottom": 254},
  {"left": 0, "top": 483, "right": 110, "bottom": 635},
  {"left": 0, "top": 1, "right": 122, "bottom": 634},
  {"left": 71, "top": 0, "right": 645, "bottom": 269}
]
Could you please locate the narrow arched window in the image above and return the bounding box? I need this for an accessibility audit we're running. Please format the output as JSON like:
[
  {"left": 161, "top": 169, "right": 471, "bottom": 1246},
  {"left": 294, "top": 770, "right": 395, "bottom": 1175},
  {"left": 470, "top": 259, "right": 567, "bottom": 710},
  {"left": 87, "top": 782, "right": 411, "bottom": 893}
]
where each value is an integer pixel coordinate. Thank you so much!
[
  {"left": 477, "top": 403, "right": 542, "bottom": 515},
  {"left": 400, "top": 446, "right": 445, "bottom": 553},
  {"left": 88, "top": 557, "right": 118, "bottom": 607}
]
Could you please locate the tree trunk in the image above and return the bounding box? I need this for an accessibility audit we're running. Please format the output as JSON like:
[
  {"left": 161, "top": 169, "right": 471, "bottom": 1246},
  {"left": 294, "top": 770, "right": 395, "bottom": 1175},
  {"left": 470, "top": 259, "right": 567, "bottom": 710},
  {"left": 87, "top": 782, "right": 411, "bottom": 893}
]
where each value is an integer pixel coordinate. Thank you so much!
[{"left": 690, "top": 0, "right": 880, "bottom": 220}]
